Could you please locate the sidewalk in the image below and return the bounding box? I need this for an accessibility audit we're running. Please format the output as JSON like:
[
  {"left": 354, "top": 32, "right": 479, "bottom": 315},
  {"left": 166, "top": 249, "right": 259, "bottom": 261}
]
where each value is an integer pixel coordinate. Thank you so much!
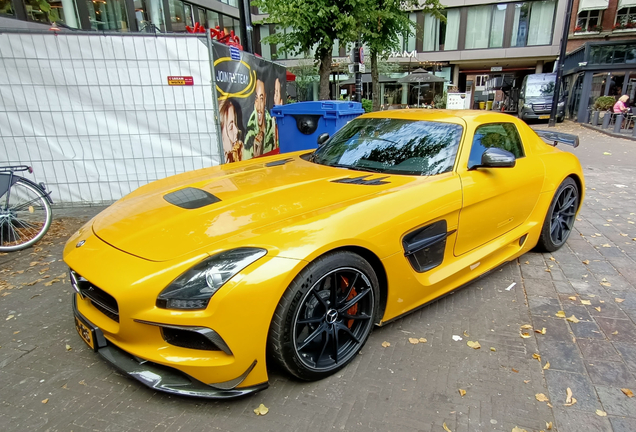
[{"left": 1, "top": 121, "right": 635, "bottom": 432}]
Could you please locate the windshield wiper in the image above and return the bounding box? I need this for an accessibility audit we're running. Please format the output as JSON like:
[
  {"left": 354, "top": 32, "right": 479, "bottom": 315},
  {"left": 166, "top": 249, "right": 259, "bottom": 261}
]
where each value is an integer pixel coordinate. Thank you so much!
[{"left": 327, "top": 163, "right": 385, "bottom": 173}]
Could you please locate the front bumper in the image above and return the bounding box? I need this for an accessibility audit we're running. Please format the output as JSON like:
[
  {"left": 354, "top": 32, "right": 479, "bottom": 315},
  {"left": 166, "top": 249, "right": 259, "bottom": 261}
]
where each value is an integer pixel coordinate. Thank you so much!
[
  {"left": 520, "top": 106, "right": 565, "bottom": 120},
  {"left": 72, "top": 295, "right": 268, "bottom": 399}
]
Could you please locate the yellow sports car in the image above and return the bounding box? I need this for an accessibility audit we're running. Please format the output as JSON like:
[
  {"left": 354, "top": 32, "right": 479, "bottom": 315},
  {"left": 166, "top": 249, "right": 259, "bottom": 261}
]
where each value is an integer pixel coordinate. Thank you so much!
[{"left": 64, "top": 110, "right": 584, "bottom": 398}]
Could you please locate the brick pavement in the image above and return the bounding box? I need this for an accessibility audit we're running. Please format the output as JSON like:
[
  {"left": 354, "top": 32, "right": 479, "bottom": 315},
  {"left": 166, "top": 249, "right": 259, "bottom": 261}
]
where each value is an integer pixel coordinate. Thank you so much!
[{"left": 0, "top": 122, "right": 634, "bottom": 432}]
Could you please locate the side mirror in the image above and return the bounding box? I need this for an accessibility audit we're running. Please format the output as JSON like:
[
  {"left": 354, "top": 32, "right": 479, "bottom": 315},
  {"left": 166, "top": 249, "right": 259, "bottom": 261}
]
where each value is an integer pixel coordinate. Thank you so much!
[
  {"left": 475, "top": 148, "right": 516, "bottom": 169},
  {"left": 317, "top": 133, "right": 330, "bottom": 146}
]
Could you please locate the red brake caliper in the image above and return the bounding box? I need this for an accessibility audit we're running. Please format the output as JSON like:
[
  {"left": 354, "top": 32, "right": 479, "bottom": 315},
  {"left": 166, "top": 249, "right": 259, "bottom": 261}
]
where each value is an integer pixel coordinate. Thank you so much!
[{"left": 340, "top": 275, "right": 358, "bottom": 328}]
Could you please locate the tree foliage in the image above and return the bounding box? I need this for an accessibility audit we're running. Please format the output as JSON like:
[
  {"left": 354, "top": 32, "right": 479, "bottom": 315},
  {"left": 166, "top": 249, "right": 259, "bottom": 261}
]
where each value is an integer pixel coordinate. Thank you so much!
[{"left": 254, "top": 0, "right": 362, "bottom": 99}]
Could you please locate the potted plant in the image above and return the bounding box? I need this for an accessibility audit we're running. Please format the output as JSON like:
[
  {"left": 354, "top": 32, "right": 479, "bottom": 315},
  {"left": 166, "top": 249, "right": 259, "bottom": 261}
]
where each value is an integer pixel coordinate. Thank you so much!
[
  {"left": 574, "top": 25, "right": 583, "bottom": 33},
  {"left": 593, "top": 96, "right": 616, "bottom": 124},
  {"left": 588, "top": 24, "right": 603, "bottom": 33}
]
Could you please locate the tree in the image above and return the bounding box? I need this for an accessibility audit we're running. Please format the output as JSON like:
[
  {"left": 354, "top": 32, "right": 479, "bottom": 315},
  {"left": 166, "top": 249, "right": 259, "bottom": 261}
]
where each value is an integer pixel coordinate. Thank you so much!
[
  {"left": 358, "top": 0, "right": 444, "bottom": 111},
  {"left": 289, "top": 61, "right": 319, "bottom": 102},
  {"left": 253, "top": 0, "right": 361, "bottom": 100}
]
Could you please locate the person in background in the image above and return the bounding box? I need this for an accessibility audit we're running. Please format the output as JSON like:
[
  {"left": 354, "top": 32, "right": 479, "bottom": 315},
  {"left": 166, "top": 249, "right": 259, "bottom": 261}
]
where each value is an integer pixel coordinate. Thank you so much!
[{"left": 614, "top": 95, "right": 629, "bottom": 114}]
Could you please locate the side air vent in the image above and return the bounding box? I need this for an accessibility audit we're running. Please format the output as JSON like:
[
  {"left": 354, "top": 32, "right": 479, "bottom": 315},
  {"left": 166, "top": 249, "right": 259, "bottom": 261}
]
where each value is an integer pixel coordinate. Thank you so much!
[
  {"left": 332, "top": 175, "right": 390, "bottom": 186},
  {"left": 164, "top": 187, "right": 221, "bottom": 209},
  {"left": 265, "top": 158, "right": 294, "bottom": 167}
]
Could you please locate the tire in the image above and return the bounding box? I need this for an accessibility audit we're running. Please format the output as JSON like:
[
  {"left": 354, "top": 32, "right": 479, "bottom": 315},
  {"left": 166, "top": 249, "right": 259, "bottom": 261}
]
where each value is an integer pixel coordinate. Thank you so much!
[
  {"left": 0, "top": 179, "right": 52, "bottom": 252},
  {"left": 268, "top": 251, "right": 379, "bottom": 381},
  {"left": 535, "top": 177, "right": 579, "bottom": 252}
]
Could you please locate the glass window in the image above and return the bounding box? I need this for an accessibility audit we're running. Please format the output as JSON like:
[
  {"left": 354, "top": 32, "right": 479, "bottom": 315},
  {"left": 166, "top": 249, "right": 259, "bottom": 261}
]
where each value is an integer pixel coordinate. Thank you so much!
[
  {"left": 576, "top": 10, "right": 602, "bottom": 32},
  {"left": 207, "top": 10, "right": 219, "bottom": 30},
  {"left": 259, "top": 25, "right": 271, "bottom": 59},
  {"left": 511, "top": 3, "right": 530, "bottom": 47},
  {"left": 183, "top": 3, "right": 193, "bottom": 28},
  {"left": 490, "top": 4, "right": 507, "bottom": 48},
  {"left": 468, "top": 123, "right": 524, "bottom": 169},
  {"left": 527, "top": 0, "right": 556, "bottom": 45},
  {"left": 87, "top": 0, "right": 129, "bottom": 31},
  {"left": 405, "top": 12, "right": 416, "bottom": 52},
  {"left": 135, "top": 0, "right": 165, "bottom": 32},
  {"left": 422, "top": 13, "right": 437, "bottom": 52},
  {"left": 616, "top": 7, "right": 636, "bottom": 28},
  {"left": 444, "top": 9, "right": 460, "bottom": 50},
  {"left": 24, "top": 0, "right": 50, "bottom": 23},
  {"left": 0, "top": 0, "right": 14, "bottom": 16},
  {"left": 169, "top": 0, "right": 185, "bottom": 32},
  {"left": 465, "top": 5, "right": 492, "bottom": 49},
  {"left": 332, "top": 38, "right": 339, "bottom": 57},
  {"left": 312, "top": 118, "right": 463, "bottom": 177}
]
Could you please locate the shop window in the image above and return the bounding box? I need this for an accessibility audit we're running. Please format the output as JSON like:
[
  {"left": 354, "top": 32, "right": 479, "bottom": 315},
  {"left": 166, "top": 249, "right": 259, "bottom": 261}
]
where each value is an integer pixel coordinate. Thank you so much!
[
  {"left": 169, "top": 0, "right": 185, "bottom": 32},
  {"left": 206, "top": 10, "right": 219, "bottom": 30},
  {"left": 490, "top": 4, "right": 507, "bottom": 48},
  {"left": 511, "top": 3, "right": 530, "bottom": 47},
  {"left": 134, "top": 0, "right": 165, "bottom": 32},
  {"left": 527, "top": 0, "right": 556, "bottom": 45},
  {"left": 576, "top": 10, "right": 602, "bottom": 32},
  {"left": 87, "top": 0, "right": 129, "bottom": 31},
  {"left": 465, "top": 5, "right": 492, "bottom": 49},
  {"left": 616, "top": 7, "right": 636, "bottom": 29},
  {"left": 197, "top": 8, "right": 205, "bottom": 27},
  {"left": 0, "top": 0, "right": 14, "bottom": 16},
  {"left": 24, "top": 0, "right": 78, "bottom": 26}
]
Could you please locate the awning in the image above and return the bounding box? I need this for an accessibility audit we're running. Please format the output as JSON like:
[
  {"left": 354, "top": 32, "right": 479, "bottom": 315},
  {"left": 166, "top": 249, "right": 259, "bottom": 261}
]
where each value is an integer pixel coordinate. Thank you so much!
[
  {"left": 578, "top": 0, "right": 608, "bottom": 13},
  {"left": 286, "top": 70, "right": 296, "bottom": 82},
  {"left": 618, "top": 0, "right": 636, "bottom": 9}
]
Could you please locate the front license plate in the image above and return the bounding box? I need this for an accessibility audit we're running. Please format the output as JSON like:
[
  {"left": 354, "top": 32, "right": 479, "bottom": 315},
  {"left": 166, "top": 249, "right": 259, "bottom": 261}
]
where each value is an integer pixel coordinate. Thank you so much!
[
  {"left": 75, "top": 315, "right": 95, "bottom": 350},
  {"left": 539, "top": 115, "right": 550, "bottom": 119}
]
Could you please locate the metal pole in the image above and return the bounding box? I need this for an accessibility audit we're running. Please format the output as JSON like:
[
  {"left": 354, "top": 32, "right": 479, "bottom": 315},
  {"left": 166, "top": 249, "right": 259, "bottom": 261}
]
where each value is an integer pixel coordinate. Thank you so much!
[
  {"left": 238, "top": 0, "right": 254, "bottom": 53},
  {"left": 549, "top": 0, "right": 575, "bottom": 127},
  {"left": 355, "top": 41, "right": 362, "bottom": 102}
]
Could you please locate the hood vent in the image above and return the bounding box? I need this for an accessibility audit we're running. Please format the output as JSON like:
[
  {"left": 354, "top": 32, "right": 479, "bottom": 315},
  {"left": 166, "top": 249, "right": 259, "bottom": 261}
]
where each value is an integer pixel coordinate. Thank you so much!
[
  {"left": 265, "top": 158, "right": 294, "bottom": 167},
  {"left": 332, "top": 175, "right": 390, "bottom": 186},
  {"left": 163, "top": 187, "right": 221, "bottom": 209}
]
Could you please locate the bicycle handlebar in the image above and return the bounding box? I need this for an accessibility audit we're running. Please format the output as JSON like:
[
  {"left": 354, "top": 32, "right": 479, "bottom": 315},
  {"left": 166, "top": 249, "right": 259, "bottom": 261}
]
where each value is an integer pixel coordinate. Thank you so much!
[{"left": 0, "top": 165, "right": 32, "bottom": 173}]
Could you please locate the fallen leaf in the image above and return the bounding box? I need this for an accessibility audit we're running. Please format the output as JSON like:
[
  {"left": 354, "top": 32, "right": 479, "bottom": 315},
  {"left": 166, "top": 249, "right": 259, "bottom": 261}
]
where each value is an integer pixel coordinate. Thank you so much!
[
  {"left": 602, "top": 244, "right": 612, "bottom": 248},
  {"left": 546, "top": 421, "right": 553, "bottom": 430},
  {"left": 381, "top": 341, "right": 390, "bottom": 348},
  {"left": 568, "top": 296, "right": 578, "bottom": 301},
  {"left": 512, "top": 427, "right": 528, "bottom": 432},
  {"left": 622, "top": 388, "right": 634, "bottom": 397},
  {"left": 463, "top": 330, "right": 469, "bottom": 337},
  {"left": 41, "top": 398, "right": 48, "bottom": 404},
  {"left": 525, "top": 261, "right": 530, "bottom": 264},
  {"left": 253, "top": 403, "right": 269, "bottom": 416},
  {"left": 550, "top": 257, "right": 556, "bottom": 261},
  {"left": 452, "top": 335, "right": 462, "bottom": 341},
  {"left": 520, "top": 332, "right": 531, "bottom": 338},
  {"left": 595, "top": 307, "right": 601, "bottom": 312},
  {"left": 490, "top": 347, "right": 496, "bottom": 352},
  {"left": 613, "top": 331, "right": 619, "bottom": 335},
  {"left": 65, "top": 344, "right": 72, "bottom": 351},
  {"left": 524, "top": 380, "right": 530, "bottom": 384},
  {"left": 596, "top": 409, "right": 607, "bottom": 417},
  {"left": 5, "top": 315, "right": 14, "bottom": 321},
  {"left": 566, "top": 315, "right": 580, "bottom": 323},
  {"left": 581, "top": 300, "right": 591, "bottom": 305},
  {"left": 604, "top": 152, "right": 612, "bottom": 155},
  {"left": 615, "top": 298, "right": 625, "bottom": 303},
  {"left": 543, "top": 361, "right": 550, "bottom": 370},
  {"left": 520, "top": 324, "right": 533, "bottom": 329},
  {"left": 555, "top": 311, "right": 566, "bottom": 318},
  {"left": 29, "top": 262, "right": 39, "bottom": 267},
  {"left": 565, "top": 387, "right": 577, "bottom": 406},
  {"left": 467, "top": 341, "right": 481, "bottom": 349},
  {"left": 458, "top": 389, "right": 466, "bottom": 397},
  {"left": 601, "top": 282, "right": 612, "bottom": 287},
  {"left": 535, "top": 393, "right": 549, "bottom": 402},
  {"left": 512, "top": 368, "right": 519, "bottom": 373},
  {"left": 533, "top": 353, "right": 541, "bottom": 362},
  {"left": 409, "top": 338, "right": 419, "bottom": 344},
  {"left": 442, "top": 422, "right": 452, "bottom": 432},
  {"left": 582, "top": 260, "right": 590, "bottom": 265},
  {"left": 419, "top": 338, "right": 427, "bottom": 343}
]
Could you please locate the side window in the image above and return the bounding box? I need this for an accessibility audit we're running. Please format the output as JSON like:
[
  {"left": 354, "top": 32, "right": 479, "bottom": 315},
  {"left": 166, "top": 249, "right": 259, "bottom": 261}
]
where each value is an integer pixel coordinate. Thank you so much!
[{"left": 468, "top": 123, "right": 525, "bottom": 169}]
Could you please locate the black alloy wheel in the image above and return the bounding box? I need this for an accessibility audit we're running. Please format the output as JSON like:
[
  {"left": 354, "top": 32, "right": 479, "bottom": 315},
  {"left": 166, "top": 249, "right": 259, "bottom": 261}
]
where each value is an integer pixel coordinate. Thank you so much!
[
  {"left": 269, "top": 252, "right": 379, "bottom": 381},
  {"left": 536, "top": 177, "right": 579, "bottom": 252}
]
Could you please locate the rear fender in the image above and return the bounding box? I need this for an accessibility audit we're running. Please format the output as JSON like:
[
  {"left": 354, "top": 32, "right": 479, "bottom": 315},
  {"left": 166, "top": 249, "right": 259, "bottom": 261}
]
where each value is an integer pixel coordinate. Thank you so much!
[{"left": 0, "top": 174, "right": 54, "bottom": 204}]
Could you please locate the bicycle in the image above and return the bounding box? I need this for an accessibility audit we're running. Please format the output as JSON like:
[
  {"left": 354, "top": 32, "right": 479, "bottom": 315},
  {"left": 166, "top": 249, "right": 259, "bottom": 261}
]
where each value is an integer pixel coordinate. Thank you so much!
[{"left": 0, "top": 165, "right": 53, "bottom": 252}]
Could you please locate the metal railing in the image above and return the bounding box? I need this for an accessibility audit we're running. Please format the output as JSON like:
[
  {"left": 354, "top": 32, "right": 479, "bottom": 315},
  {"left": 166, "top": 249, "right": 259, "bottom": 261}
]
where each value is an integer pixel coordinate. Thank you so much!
[{"left": 588, "top": 109, "right": 636, "bottom": 136}]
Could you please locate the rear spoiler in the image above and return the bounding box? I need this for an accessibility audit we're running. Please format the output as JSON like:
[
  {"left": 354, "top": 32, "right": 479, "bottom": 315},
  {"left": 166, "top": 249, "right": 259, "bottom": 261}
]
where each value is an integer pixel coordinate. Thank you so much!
[{"left": 534, "top": 129, "right": 579, "bottom": 148}]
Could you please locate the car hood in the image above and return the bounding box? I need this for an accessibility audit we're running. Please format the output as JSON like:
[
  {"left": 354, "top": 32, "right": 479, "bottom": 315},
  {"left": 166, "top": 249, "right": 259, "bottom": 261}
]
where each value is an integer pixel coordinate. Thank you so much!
[{"left": 92, "top": 155, "right": 411, "bottom": 261}]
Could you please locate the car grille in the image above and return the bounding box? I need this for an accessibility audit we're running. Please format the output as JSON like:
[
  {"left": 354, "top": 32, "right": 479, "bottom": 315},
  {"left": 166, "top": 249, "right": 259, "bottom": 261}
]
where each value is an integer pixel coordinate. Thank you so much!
[
  {"left": 532, "top": 103, "right": 553, "bottom": 112},
  {"left": 70, "top": 269, "right": 119, "bottom": 322}
]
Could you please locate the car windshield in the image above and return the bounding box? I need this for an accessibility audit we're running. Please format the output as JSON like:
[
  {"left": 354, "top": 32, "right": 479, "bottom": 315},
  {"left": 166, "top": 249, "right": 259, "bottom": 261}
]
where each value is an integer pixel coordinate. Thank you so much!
[
  {"left": 311, "top": 118, "right": 463, "bottom": 176},
  {"left": 526, "top": 80, "right": 555, "bottom": 97}
]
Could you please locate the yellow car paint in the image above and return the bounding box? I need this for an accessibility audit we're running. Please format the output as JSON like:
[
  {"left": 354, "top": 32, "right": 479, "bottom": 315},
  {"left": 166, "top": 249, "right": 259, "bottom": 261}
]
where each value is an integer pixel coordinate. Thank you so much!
[{"left": 64, "top": 110, "right": 584, "bottom": 395}]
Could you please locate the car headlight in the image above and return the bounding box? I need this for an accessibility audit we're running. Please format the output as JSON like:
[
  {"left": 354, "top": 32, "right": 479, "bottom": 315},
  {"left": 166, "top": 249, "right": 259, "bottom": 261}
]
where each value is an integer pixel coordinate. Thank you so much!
[
  {"left": 156, "top": 248, "right": 267, "bottom": 310},
  {"left": 558, "top": 101, "right": 565, "bottom": 107},
  {"left": 524, "top": 103, "right": 532, "bottom": 109}
]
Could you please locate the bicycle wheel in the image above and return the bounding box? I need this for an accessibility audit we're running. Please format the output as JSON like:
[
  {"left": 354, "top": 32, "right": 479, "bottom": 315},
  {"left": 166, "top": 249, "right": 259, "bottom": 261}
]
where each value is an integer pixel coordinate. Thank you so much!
[{"left": 0, "top": 178, "right": 52, "bottom": 252}]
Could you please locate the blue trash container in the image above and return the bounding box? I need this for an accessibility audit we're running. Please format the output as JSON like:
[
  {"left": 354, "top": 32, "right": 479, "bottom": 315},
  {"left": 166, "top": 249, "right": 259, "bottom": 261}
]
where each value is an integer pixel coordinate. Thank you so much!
[{"left": 271, "top": 101, "right": 365, "bottom": 153}]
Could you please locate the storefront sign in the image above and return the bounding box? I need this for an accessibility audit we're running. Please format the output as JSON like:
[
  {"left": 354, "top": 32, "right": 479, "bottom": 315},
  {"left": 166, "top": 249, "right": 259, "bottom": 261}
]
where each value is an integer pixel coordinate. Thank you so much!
[
  {"left": 213, "top": 42, "right": 286, "bottom": 164},
  {"left": 167, "top": 76, "right": 194, "bottom": 86},
  {"left": 490, "top": 66, "right": 503, "bottom": 72},
  {"left": 390, "top": 50, "right": 417, "bottom": 58},
  {"left": 447, "top": 93, "right": 468, "bottom": 110}
]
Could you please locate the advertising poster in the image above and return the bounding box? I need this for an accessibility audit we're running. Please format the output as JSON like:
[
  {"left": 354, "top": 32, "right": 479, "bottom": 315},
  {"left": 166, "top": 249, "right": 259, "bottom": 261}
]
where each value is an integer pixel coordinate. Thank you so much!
[{"left": 213, "top": 42, "right": 287, "bottom": 163}]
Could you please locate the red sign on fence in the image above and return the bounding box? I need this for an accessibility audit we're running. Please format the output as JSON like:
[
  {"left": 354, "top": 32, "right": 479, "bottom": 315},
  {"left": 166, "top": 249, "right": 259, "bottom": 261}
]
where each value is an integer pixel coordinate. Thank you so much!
[{"left": 167, "top": 76, "right": 194, "bottom": 86}]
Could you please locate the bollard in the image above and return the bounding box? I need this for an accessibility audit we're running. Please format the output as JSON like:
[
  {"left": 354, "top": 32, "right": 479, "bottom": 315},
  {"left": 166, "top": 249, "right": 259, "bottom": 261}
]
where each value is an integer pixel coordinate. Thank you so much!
[
  {"left": 602, "top": 112, "right": 612, "bottom": 129},
  {"left": 632, "top": 122, "right": 636, "bottom": 137},
  {"left": 592, "top": 111, "right": 600, "bottom": 126},
  {"left": 614, "top": 114, "right": 623, "bottom": 133}
]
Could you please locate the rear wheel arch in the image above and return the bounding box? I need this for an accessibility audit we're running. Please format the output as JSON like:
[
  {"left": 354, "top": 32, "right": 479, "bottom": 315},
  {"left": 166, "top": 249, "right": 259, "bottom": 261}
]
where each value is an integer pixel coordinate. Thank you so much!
[{"left": 567, "top": 174, "right": 583, "bottom": 209}]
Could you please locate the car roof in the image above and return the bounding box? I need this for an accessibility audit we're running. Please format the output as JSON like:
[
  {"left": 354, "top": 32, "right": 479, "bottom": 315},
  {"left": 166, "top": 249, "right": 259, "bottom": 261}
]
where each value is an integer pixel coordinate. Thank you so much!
[{"left": 360, "top": 109, "right": 521, "bottom": 124}]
